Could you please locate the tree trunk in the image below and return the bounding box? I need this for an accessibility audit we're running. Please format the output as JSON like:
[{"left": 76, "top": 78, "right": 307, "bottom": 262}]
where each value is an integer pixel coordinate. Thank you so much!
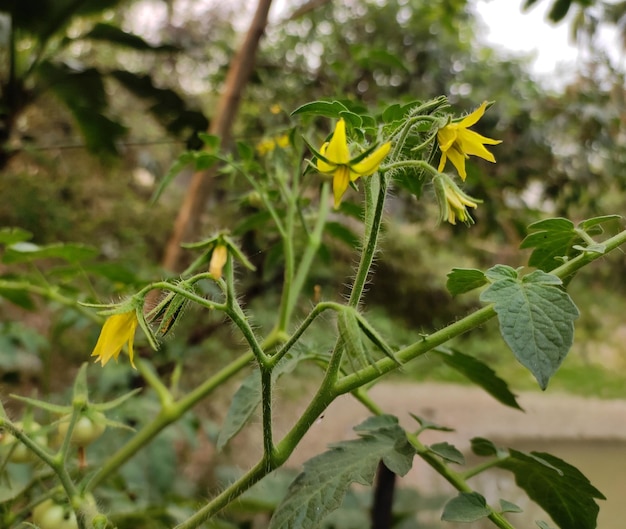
[{"left": 162, "top": 0, "right": 274, "bottom": 272}]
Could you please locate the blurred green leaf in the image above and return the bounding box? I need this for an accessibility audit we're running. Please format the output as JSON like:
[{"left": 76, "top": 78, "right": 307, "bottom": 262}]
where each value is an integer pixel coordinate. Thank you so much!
[
  {"left": 470, "top": 437, "right": 501, "bottom": 457},
  {"left": 325, "top": 221, "right": 361, "bottom": 249},
  {"left": 0, "top": 227, "right": 32, "bottom": 245},
  {"left": 151, "top": 151, "right": 197, "bottom": 204},
  {"left": 83, "top": 22, "right": 179, "bottom": 51},
  {"left": 433, "top": 348, "right": 522, "bottom": 410},
  {"left": 291, "top": 100, "right": 350, "bottom": 118},
  {"left": 520, "top": 218, "right": 580, "bottom": 272},
  {"left": 499, "top": 499, "right": 523, "bottom": 513},
  {"left": 0, "top": 277, "right": 36, "bottom": 310},
  {"left": 548, "top": 0, "right": 573, "bottom": 22},
  {"left": 3, "top": 242, "right": 98, "bottom": 264},
  {"left": 37, "top": 61, "right": 127, "bottom": 156}
]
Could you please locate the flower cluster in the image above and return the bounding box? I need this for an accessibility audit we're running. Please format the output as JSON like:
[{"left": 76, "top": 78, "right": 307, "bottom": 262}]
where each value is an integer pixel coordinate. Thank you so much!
[{"left": 315, "top": 119, "right": 391, "bottom": 208}]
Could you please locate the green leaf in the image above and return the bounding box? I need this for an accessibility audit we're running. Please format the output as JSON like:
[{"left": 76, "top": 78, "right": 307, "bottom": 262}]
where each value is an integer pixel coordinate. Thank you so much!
[
  {"left": 429, "top": 442, "right": 464, "bottom": 464},
  {"left": 499, "top": 450, "right": 605, "bottom": 529},
  {"left": 480, "top": 267, "right": 579, "bottom": 389},
  {"left": 0, "top": 227, "right": 32, "bottom": 245},
  {"left": 548, "top": 0, "right": 572, "bottom": 22},
  {"left": 83, "top": 22, "right": 178, "bottom": 51},
  {"left": 269, "top": 415, "right": 415, "bottom": 529},
  {"left": 325, "top": 221, "right": 361, "bottom": 249},
  {"left": 485, "top": 264, "right": 519, "bottom": 281},
  {"left": 441, "top": 492, "right": 491, "bottom": 522},
  {"left": 2, "top": 242, "right": 98, "bottom": 264},
  {"left": 577, "top": 214, "right": 621, "bottom": 232},
  {"left": 291, "top": 100, "right": 349, "bottom": 118},
  {"left": 37, "top": 61, "right": 127, "bottom": 156},
  {"left": 410, "top": 413, "right": 454, "bottom": 433},
  {"left": 198, "top": 133, "right": 221, "bottom": 151},
  {"left": 81, "top": 263, "right": 140, "bottom": 285},
  {"left": 151, "top": 151, "right": 197, "bottom": 204},
  {"left": 536, "top": 521, "right": 557, "bottom": 529},
  {"left": 0, "top": 278, "right": 35, "bottom": 310},
  {"left": 390, "top": 166, "right": 425, "bottom": 198},
  {"left": 446, "top": 268, "right": 487, "bottom": 296},
  {"left": 520, "top": 218, "right": 580, "bottom": 272},
  {"left": 470, "top": 437, "right": 500, "bottom": 457},
  {"left": 499, "top": 499, "right": 523, "bottom": 513},
  {"left": 337, "top": 309, "right": 377, "bottom": 372},
  {"left": 433, "top": 348, "right": 522, "bottom": 410}
]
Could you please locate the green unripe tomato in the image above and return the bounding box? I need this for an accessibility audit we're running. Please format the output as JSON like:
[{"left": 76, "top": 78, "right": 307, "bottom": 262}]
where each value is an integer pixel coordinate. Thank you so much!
[
  {"left": 0, "top": 421, "right": 46, "bottom": 464},
  {"left": 58, "top": 411, "right": 106, "bottom": 447},
  {"left": 32, "top": 499, "right": 78, "bottom": 529}
]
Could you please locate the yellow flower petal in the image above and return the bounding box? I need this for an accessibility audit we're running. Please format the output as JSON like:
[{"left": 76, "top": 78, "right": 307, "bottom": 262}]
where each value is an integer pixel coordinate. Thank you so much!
[
  {"left": 324, "top": 119, "right": 351, "bottom": 165},
  {"left": 350, "top": 142, "right": 392, "bottom": 177},
  {"left": 333, "top": 166, "right": 351, "bottom": 209},
  {"left": 458, "top": 101, "right": 488, "bottom": 128},
  {"left": 444, "top": 145, "right": 469, "bottom": 180},
  {"left": 437, "top": 125, "right": 458, "bottom": 152},
  {"left": 317, "top": 142, "right": 337, "bottom": 173},
  {"left": 437, "top": 102, "right": 501, "bottom": 180},
  {"left": 91, "top": 312, "right": 138, "bottom": 368},
  {"left": 209, "top": 244, "right": 228, "bottom": 279},
  {"left": 316, "top": 120, "right": 391, "bottom": 207}
]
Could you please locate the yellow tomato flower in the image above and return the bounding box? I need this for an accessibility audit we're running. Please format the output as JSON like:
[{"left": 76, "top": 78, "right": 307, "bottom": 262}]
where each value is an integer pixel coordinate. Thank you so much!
[
  {"left": 209, "top": 244, "right": 228, "bottom": 279},
  {"left": 437, "top": 101, "right": 502, "bottom": 180},
  {"left": 256, "top": 138, "right": 276, "bottom": 156},
  {"left": 275, "top": 134, "right": 290, "bottom": 148},
  {"left": 316, "top": 119, "right": 391, "bottom": 208},
  {"left": 91, "top": 312, "right": 138, "bottom": 368},
  {"left": 434, "top": 174, "right": 480, "bottom": 226}
]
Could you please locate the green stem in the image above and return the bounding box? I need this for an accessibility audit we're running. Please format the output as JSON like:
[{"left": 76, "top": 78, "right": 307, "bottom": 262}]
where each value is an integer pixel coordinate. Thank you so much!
[
  {"left": 228, "top": 302, "right": 268, "bottom": 365},
  {"left": 351, "top": 389, "right": 516, "bottom": 529},
  {"left": 174, "top": 227, "right": 626, "bottom": 528},
  {"left": 85, "top": 350, "right": 254, "bottom": 491},
  {"left": 174, "top": 456, "right": 274, "bottom": 529},
  {"left": 135, "top": 359, "right": 174, "bottom": 408},
  {"left": 336, "top": 227, "right": 626, "bottom": 393},
  {"left": 407, "top": 434, "right": 517, "bottom": 529},
  {"left": 143, "top": 281, "right": 226, "bottom": 311},
  {"left": 267, "top": 301, "right": 343, "bottom": 368},
  {"left": 380, "top": 159, "right": 441, "bottom": 176},
  {"left": 260, "top": 366, "right": 275, "bottom": 462},
  {"left": 349, "top": 173, "right": 387, "bottom": 308},
  {"left": 277, "top": 177, "right": 296, "bottom": 332},
  {"left": 336, "top": 304, "right": 496, "bottom": 394},
  {"left": 0, "top": 281, "right": 101, "bottom": 322},
  {"left": 285, "top": 181, "right": 331, "bottom": 320},
  {"left": 461, "top": 457, "right": 504, "bottom": 480}
]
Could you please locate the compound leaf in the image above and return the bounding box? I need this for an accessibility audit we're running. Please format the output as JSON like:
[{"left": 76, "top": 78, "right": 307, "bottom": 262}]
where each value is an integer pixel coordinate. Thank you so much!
[{"left": 268, "top": 415, "right": 415, "bottom": 529}]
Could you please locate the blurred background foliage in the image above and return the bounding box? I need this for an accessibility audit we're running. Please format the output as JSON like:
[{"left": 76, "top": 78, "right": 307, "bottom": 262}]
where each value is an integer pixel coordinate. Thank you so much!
[{"left": 1, "top": 0, "right": 626, "bottom": 525}]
